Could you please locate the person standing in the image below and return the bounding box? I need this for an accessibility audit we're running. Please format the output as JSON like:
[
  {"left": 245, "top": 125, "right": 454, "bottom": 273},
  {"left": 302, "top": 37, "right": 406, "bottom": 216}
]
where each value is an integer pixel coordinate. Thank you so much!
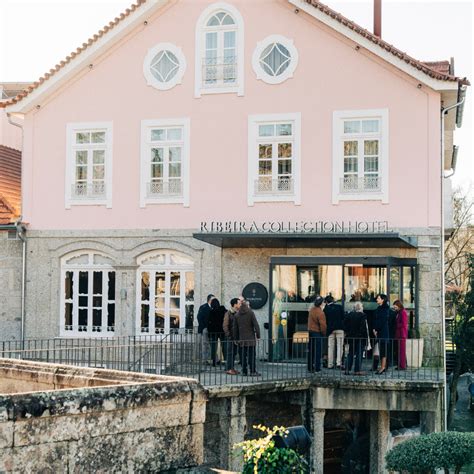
[
  {"left": 324, "top": 295, "right": 345, "bottom": 369},
  {"left": 233, "top": 301, "right": 261, "bottom": 376},
  {"left": 308, "top": 296, "right": 327, "bottom": 372},
  {"left": 393, "top": 300, "right": 408, "bottom": 370},
  {"left": 197, "top": 294, "right": 214, "bottom": 362},
  {"left": 208, "top": 298, "right": 226, "bottom": 367},
  {"left": 343, "top": 302, "right": 367, "bottom": 375},
  {"left": 373, "top": 294, "right": 390, "bottom": 374},
  {"left": 223, "top": 297, "right": 241, "bottom": 375}
]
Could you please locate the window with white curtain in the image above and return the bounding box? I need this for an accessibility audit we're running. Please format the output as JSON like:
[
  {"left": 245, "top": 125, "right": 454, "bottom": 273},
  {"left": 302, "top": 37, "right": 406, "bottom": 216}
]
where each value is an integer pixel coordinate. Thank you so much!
[
  {"left": 195, "top": 3, "right": 244, "bottom": 97},
  {"left": 60, "top": 251, "right": 116, "bottom": 337},
  {"left": 248, "top": 113, "right": 301, "bottom": 205},
  {"left": 143, "top": 43, "right": 187, "bottom": 91},
  {"left": 65, "top": 122, "right": 113, "bottom": 208},
  {"left": 136, "top": 251, "right": 195, "bottom": 335},
  {"left": 252, "top": 35, "right": 299, "bottom": 85},
  {"left": 140, "top": 118, "right": 190, "bottom": 207},
  {"left": 332, "top": 109, "right": 389, "bottom": 203}
]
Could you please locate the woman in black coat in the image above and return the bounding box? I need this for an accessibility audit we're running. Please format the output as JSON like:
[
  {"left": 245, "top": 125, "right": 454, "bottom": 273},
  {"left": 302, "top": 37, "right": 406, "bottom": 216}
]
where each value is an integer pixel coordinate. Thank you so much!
[
  {"left": 373, "top": 294, "right": 390, "bottom": 374},
  {"left": 208, "top": 298, "right": 226, "bottom": 367}
]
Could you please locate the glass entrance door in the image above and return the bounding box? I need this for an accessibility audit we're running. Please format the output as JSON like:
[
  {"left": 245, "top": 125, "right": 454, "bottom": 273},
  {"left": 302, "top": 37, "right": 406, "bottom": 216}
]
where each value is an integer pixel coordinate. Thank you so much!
[{"left": 271, "top": 265, "right": 343, "bottom": 359}]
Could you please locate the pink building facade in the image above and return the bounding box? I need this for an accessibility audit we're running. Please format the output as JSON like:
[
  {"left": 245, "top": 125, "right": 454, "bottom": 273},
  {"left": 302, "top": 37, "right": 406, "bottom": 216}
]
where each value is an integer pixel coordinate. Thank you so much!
[{"left": 1, "top": 0, "right": 467, "bottom": 343}]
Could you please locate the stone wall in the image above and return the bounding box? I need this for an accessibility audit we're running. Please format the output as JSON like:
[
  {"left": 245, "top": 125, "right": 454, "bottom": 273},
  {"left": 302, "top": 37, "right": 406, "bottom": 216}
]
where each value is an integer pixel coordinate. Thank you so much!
[
  {"left": 1, "top": 227, "right": 443, "bottom": 345},
  {"left": 0, "top": 359, "right": 207, "bottom": 472},
  {"left": 0, "top": 233, "right": 22, "bottom": 341}
]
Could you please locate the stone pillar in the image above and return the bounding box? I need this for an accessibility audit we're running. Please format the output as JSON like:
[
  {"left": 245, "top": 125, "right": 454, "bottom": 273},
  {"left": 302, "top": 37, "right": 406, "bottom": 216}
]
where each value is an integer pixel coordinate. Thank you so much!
[
  {"left": 420, "top": 411, "right": 437, "bottom": 434},
  {"left": 369, "top": 410, "right": 390, "bottom": 474},
  {"left": 309, "top": 389, "right": 325, "bottom": 473},
  {"left": 215, "top": 396, "right": 247, "bottom": 472},
  {"left": 310, "top": 408, "right": 325, "bottom": 474}
]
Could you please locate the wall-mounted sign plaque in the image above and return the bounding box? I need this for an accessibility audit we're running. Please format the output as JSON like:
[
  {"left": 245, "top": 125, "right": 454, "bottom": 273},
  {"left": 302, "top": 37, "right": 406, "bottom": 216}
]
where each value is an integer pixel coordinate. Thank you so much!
[{"left": 242, "top": 282, "right": 268, "bottom": 309}]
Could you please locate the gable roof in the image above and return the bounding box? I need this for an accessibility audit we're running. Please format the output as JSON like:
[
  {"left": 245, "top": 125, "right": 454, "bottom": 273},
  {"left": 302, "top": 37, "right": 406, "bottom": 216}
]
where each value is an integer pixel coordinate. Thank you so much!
[
  {"left": 295, "top": 0, "right": 469, "bottom": 86},
  {"left": 0, "top": 0, "right": 469, "bottom": 112},
  {"left": 0, "top": 145, "right": 21, "bottom": 224},
  {"left": 1, "top": 0, "right": 160, "bottom": 112}
]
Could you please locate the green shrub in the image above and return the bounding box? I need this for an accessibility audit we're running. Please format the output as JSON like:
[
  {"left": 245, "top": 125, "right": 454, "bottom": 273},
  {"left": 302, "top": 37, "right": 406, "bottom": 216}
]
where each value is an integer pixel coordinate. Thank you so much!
[
  {"left": 385, "top": 431, "right": 474, "bottom": 473},
  {"left": 234, "top": 425, "right": 309, "bottom": 474}
]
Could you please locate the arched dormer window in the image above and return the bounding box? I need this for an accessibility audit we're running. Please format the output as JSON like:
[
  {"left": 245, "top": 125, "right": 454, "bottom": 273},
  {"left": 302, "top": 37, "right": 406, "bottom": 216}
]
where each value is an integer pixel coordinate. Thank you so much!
[
  {"left": 195, "top": 3, "right": 244, "bottom": 97},
  {"left": 60, "top": 251, "right": 116, "bottom": 337},
  {"left": 136, "top": 250, "right": 195, "bottom": 335}
]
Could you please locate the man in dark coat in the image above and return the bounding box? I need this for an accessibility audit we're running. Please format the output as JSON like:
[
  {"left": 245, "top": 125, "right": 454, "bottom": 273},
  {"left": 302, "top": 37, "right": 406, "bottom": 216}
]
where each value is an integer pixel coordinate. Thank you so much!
[
  {"left": 233, "top": 301, "right": 261, "bottom": 376},
  {"left": 324, "top": 295, "right": 345, "bottom": 368},
  {"left": 343, "top": 302, "right": 367, "bottom": 375},
  {"left": 208, "top": 298, "right": 226, "bottom": 367},
  {"left": 197, "top": 294, "right": 214, "bottom": 361},
  {"left": 223, "top": 297, "right": 241, "bottom": 375}
]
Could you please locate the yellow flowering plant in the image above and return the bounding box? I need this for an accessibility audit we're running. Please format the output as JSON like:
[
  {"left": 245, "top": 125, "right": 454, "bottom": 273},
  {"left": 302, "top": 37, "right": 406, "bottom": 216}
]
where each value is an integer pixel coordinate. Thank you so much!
[{"left": 234, "top": 425, "right": 309, "bottom": 473}]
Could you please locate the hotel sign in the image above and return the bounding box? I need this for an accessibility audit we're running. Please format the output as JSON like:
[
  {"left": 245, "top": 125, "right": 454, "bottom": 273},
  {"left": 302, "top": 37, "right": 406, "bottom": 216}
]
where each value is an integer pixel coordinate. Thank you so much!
[{"left": 199, "top": 220, "right": 390, "bottom": 234}]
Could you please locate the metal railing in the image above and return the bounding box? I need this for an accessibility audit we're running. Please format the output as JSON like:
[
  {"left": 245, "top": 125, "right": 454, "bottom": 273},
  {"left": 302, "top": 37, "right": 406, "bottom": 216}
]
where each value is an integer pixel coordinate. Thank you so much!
[
  {"left": 0, "top": 334, "right": 442, "bottom": 387},
  {"left": 147, "top": 180, "right": 183, "bottom": 197},
  {"left": 202, "top": 56, "right": 237, "bottom": 85},
  {"left": 254, "top": 177, "right": 294, "bottom": 195},
  {"left": 340, "top": 176, "right": 381, "bottom": 193},
  {"left": 72, "top": 182, "right": 106, "bottom": 199}
]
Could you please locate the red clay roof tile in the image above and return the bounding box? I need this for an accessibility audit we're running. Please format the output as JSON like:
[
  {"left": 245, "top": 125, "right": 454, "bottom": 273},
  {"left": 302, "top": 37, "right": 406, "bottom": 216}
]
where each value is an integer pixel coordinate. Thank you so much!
[
  {"left": 301, "top": 0, "right": 469, "bottom": 86},
  {"left": 0, "top": 145, "right": 21, "bottom": 224}
]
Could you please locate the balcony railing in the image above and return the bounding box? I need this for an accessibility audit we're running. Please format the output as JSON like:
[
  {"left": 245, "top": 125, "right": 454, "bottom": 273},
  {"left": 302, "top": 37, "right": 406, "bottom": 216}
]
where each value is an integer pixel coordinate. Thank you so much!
[
  {"left": 254, "top": 177, "right": 294, "bottom": 195},
  {"left": 72, "top": 182, "right": 106, "bottom": 199},
  {"left": 202, "top": 56, "right": 237, "bottom": 86},
  {"left": 147, "top": 180, "right": 183, "bottom": 198},
  {"left": 340, "top": 176, "right": 381, "bottom": 194},
  {"left": 0, "top": 334, "right": 442, "bottom": 387}
]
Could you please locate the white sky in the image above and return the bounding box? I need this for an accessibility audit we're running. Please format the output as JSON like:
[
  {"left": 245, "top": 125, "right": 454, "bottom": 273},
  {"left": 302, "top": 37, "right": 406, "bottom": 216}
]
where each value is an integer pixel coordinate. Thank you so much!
[{"left": 0, "top": 0, "right": 472, "bottom": 190}]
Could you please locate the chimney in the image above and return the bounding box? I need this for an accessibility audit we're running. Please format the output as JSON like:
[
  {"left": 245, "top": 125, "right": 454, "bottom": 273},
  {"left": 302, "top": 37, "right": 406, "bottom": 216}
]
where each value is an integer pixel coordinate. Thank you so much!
[{"left": 374, "top": 0, "right": 382, "bottom": 38}]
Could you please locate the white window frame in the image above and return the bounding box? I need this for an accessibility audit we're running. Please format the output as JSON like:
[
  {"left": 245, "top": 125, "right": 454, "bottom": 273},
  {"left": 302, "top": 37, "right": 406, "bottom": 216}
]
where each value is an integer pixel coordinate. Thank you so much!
[
  {"left": 248, "top": 113, "right": 301, "bottom": 206},
  {"left": 252, "top": 34, "right": 299, "bottom": 85},
  {"left": 140, "top": 118, "right": 190, "bottom": 207},
  {"left": 60, "top": 251, "right": 116, "bottom": 338},
  {"left": 136, "top": 251, "right": 195, "bottom": 336},
  {"left": 332, "top": 109, "right": 389, "bottom": 204},
  {"left": 143, "top": 42, "right": 187, "bottom": 91},
  {"left": 195, "top": 2, "right": 244, "bottom": 98},
  {"left": 65, "top": 122, "right": 113, "bottom": 209}
]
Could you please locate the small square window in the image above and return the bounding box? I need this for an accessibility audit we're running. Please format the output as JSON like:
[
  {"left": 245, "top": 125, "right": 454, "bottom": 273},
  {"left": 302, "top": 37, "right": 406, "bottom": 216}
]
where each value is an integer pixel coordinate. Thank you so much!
[
  {"left": 151, "top": 129, "right": 166, "bottom": 141},
  {"left": 344, "top": 121, "right": 360, "bottom": 134},
  {"left": 91, "top": 132, "right": 106, "bottom": 143},
  {"left": 167, "top": 128, "right": 182, "bottom": 141},
  {"left": 76, "top": 132, "right": 91, "bottom": 144},
  {"left": 276, "top": 124, "right": 292, "bottom": 136},
  {"left": 362, "top": 120, "right": 379, "bottom": 133},
  {"left": 259, "top": 124, "right": 275, "bottom": 137}
]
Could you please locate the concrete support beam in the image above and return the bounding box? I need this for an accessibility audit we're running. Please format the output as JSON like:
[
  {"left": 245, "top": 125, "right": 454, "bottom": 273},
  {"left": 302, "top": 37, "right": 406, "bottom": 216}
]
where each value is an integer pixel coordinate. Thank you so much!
[{"left": 370, "top": 410, "right": 390, "bottom": 474}]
